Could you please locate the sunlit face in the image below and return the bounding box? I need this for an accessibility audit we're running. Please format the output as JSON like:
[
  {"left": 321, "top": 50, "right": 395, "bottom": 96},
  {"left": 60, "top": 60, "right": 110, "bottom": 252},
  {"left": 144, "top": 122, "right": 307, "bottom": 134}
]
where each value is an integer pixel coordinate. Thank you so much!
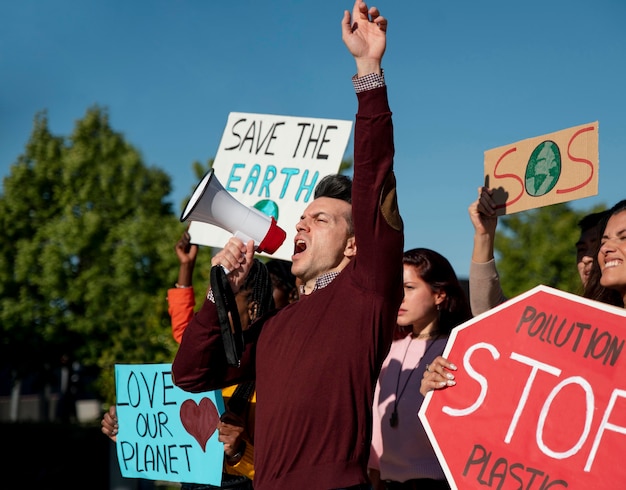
[
  {"left": 598, "top": 210, "right": 626, "bottom": 298},
  {"left": 576, "top": 225, "right": 601, "bottom": 286},
  {"left": 291, "top": 197, "right": 355, "bottom": 290},
  {"left": 396, "top": 264, "right": 443, "bottom": 330}
]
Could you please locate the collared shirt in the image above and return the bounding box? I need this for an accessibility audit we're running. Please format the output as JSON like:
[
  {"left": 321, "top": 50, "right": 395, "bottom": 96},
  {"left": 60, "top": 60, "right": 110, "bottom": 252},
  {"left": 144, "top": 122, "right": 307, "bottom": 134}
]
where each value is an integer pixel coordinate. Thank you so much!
[
  {"left": 208, "top": 270, "right": 341, "bottom": 301},
  {"left": 299, "top": 270, "right": 340, "bottom": 295},
  {"left": 352, "top": 70, "right": 385, "bottom": 93}
]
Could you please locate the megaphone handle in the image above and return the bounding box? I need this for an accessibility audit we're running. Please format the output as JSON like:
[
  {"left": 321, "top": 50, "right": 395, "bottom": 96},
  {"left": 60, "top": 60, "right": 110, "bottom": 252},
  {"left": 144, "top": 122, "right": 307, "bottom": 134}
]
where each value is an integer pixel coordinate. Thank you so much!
[
  {"left": 218, "top": 232, "right": 255, "bottom": 273},
  {"left": 210, "top": 265, "right": 244, "bottom": 368}
]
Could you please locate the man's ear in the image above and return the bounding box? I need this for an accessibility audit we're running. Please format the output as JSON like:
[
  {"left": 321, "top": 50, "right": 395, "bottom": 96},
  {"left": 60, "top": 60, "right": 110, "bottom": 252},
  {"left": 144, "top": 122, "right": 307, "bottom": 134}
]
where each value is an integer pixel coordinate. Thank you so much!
[{"left": 344, "top": 236, "right": 357, "bottom": 258}]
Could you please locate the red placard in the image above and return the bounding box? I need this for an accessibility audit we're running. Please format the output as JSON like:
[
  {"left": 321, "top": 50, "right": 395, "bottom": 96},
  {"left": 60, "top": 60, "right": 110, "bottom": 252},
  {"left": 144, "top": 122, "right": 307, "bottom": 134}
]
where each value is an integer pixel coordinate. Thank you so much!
[{"left": 419, "top": 285, "right": 626, "bottom": 489}]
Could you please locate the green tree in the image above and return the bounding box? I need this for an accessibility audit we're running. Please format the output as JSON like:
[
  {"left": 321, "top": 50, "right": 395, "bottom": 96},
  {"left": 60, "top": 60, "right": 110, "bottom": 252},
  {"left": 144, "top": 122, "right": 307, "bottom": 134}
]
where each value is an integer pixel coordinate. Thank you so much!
[
  {"left": 0, "top": 107, "right": 186, "bottom": 407},
  {"left": 0, "top": 111, "right": 353, "bottom": 411},
  {"left": 495, "top": 202, "right": 606, "bottom": 299}
]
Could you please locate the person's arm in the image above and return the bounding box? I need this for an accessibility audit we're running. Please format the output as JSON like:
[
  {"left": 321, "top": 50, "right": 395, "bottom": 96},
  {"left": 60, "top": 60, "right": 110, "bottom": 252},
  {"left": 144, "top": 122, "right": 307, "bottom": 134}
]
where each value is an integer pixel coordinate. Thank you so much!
[
  {"left": 468, "top": 186, "right": 507, "bottom": 315},
  {"left": 469, "top": 187, "right": 497, "bottom": 264},
  {"left": 219, "top": 410, "right": 255, "bottom": 479},
  {"left": 221, "top": 411, "right": 255, "bottom": 480},
  {"left": 167, "top": 231, "right": 198, "bottom": 343},
  {"left": 172, "top": 239, "right": 257, "bottom": 392},
  {"left": 342, "top": 1, "right": 403, "bottom": 299},
  {"left": 174, "top": 230, "right": 197, "bottom": 288},
  {"left": 224, "top": 438, "right": 255, "bottom": 479},
  {"left": 167, "top": 288, "right": 195, "bottom": 343}
]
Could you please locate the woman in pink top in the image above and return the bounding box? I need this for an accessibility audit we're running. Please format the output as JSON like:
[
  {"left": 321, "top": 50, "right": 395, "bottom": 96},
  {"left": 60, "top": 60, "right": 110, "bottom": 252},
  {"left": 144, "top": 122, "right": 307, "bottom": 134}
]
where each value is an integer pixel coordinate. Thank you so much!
[{"left": 368, "top": 248, "right": 471, "bottom": 490}]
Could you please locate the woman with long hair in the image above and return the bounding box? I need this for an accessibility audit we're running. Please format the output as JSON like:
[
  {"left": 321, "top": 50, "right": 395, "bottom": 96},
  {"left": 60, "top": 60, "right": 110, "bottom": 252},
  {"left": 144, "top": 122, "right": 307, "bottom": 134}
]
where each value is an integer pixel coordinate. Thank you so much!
[
  {"left": 583, "top": 199, "right": 626, "bottom": 308},
  {"left": 368, "top": 248, "right": 471, "bottom": 490}
]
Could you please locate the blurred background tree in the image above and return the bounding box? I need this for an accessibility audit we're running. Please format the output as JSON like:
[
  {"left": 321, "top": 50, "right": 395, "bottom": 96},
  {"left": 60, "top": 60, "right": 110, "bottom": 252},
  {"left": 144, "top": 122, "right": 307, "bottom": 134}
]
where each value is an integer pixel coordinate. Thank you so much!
[
  {"left": 0, "top": 109, "right": 354, "bottom": 413},
  {"left": 0, "top": 106, "right": 199, "bottom": 408},
  {"left": 15, "top": 101, "right": 611, "bottom": 415},
  {"left": 0, "top": 104, "right": 608, "bottom": 413}
]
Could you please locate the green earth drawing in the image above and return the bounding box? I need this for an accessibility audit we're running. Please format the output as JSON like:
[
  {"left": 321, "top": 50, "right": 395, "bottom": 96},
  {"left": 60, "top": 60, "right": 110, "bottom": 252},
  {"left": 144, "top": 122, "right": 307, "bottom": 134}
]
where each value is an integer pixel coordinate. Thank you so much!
[
  {"left": 254, "top": 199, "right": 279, "bottom": 221},
  {"left": 525, "top": 140, "right": 562, "bottom": 197}
]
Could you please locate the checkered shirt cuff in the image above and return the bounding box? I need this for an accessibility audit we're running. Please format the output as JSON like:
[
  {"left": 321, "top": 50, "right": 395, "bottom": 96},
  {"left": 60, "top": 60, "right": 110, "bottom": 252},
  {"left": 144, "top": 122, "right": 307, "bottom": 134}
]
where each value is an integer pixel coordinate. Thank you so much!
[{"left": 352, "top": 70, "right": 385, "bottom": 93}]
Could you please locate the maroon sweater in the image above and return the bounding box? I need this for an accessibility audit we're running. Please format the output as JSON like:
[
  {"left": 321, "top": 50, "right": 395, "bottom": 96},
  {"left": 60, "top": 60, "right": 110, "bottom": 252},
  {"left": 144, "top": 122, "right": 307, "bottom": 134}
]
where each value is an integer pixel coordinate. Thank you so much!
[{"left": 172, "top": 85, "right": 404, "bottom": 490}]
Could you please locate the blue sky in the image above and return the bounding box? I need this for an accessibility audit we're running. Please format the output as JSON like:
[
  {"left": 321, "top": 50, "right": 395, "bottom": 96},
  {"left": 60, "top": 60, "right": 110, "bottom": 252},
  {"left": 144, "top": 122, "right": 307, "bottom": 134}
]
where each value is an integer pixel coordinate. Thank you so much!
[{"left": 2, "top": 0, "right": 625, "bottom": 278}]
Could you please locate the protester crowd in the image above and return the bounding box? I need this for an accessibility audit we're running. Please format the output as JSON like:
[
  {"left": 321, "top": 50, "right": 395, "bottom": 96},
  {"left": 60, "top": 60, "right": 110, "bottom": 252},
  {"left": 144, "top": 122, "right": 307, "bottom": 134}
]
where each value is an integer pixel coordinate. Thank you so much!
[{"left": 102, "top": 2, "right": 624, "bottom": 489}]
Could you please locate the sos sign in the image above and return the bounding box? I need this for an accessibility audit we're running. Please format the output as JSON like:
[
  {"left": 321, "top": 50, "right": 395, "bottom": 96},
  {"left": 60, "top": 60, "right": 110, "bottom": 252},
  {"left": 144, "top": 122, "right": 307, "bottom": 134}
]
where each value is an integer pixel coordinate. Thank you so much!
[
  {"left": 419, "top": 285, "right": 626, "bottom": 489},
  {"left": 484, "top": 122, "right": 598, "bottom": 216}
]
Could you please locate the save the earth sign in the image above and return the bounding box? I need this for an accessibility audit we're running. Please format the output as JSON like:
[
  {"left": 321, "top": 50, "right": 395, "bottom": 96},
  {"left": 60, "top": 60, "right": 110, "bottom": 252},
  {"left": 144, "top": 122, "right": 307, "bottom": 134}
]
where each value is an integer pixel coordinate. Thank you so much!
[
  {"left": 188, "top": 112, "right": 352, "bottom": 262},
  {"left": 114, "top": 364, "right": 225, "bottom": 485},
  {"left": 419, "top": 285, "right": 626, "bottom": 489}
]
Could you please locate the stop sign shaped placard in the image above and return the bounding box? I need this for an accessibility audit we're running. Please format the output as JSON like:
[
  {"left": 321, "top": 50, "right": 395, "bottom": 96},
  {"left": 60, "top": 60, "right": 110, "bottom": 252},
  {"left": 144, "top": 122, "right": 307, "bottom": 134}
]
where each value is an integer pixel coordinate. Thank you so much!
[{"left": 418, "top": 285, "right": 626, "bottom": 489}]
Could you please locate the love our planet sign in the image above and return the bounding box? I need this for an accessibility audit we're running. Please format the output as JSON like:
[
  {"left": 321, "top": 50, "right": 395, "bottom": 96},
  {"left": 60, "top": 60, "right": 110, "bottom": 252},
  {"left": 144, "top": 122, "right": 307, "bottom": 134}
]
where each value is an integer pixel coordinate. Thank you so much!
[{"left": 114, "top": 364, "right": 225, "bottom": 485}]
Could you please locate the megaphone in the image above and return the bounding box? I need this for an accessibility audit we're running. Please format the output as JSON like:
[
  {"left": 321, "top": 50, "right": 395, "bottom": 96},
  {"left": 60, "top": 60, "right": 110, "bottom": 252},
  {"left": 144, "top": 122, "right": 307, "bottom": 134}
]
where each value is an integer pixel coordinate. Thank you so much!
[{"left": 180, "top": 170, "right": 287, "bottom": 254}]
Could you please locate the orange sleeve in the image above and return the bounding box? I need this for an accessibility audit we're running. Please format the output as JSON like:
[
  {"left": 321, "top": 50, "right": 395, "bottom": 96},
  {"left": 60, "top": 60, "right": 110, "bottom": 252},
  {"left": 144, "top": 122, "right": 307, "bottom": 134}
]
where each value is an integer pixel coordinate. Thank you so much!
[{"left": 167, "top": 287, "right": 196, "bottom": 344}]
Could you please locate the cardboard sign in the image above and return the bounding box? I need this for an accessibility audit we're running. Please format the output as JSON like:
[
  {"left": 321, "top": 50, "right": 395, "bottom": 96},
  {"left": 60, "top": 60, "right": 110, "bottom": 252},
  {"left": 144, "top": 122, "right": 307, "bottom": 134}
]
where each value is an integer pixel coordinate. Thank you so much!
[
  {"left": 114, "top": 364, "right": 225, "bottom": 485},
  {"left": 419, "top": 285, "right": 626, "bottom": 489},
  {"left": 484, "top": 122, "right": 598, "bottom": 215},
  {"left": 189, "top": 112, "right": 352, "bottom": 261}
]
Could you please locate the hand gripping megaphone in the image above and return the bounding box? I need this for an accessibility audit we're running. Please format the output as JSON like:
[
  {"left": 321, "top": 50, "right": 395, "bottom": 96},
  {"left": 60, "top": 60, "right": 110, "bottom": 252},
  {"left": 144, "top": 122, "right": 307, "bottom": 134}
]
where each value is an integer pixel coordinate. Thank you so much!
[{"left": 180, "top": 170, "right": 287, "bottom": 254}]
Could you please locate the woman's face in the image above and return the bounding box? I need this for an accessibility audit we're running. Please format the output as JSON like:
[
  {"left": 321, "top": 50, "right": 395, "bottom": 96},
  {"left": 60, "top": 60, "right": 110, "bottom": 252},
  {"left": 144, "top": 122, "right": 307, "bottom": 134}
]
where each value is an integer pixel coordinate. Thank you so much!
[
  {"left": 598, "top": 210, "right": 626, "bottom": 297},
  {"left": 396, "top": 264, "right": 442, "bottom": 328}
]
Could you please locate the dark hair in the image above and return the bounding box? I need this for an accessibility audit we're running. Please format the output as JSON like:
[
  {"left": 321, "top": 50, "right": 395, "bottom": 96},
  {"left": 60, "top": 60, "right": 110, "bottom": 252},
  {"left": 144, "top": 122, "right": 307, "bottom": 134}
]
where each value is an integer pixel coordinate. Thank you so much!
[
  {"left": 266, "top": 259, "right": 297, "bottom": 294},
  {"left": 583, "top": 200, "right": 626, "bottom": 308},
  {"left": 314, "top": 174, "right": 352, "bottom": 203},
  {"left": 608, "top": 199, "right": 626, "bottom": 217},
  {"left": 577, "top": 209, "right": 610, "bottom": 233},
  {"left": 401, "top": 248, "right": 472, "bottom": 337},
  {"left": 242, "top": 259, "right": 274, "bottom": 317}
]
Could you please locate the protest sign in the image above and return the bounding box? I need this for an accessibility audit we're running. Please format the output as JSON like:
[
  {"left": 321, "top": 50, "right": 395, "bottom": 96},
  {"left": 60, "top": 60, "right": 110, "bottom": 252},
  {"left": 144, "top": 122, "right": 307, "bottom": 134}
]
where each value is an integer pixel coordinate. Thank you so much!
[
  {"left": 188, "top": 112, "right": 352, "bottom": 261},
  {"left": 484, "top": 122, "right": 598, "bottom": 215},
  {"left": 419, "top": 285, "right": 626, "bottom": 489},
  {"left": 114, "top": 363, "right": 225, "bottom": 485}
]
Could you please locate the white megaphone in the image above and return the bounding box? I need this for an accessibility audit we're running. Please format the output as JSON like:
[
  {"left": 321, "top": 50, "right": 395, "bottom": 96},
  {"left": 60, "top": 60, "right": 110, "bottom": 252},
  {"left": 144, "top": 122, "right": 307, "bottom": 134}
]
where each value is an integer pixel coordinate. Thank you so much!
[{"left": 180, "top": 170, "right": 287, "bottom": 254}]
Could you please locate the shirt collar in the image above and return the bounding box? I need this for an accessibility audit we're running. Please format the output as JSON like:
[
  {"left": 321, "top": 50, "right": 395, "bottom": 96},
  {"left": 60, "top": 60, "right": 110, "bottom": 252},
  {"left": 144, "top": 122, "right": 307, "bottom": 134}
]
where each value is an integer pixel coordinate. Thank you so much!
[{"left": 299, "top": 271, "right": 340, "bottom": 295}]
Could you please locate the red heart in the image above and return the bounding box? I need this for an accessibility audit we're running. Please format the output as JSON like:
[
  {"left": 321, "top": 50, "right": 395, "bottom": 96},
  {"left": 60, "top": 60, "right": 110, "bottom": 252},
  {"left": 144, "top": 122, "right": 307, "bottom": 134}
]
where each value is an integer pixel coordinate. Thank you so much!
[{"left": 179, "top": 398, "right": 220, "bottom": 452}]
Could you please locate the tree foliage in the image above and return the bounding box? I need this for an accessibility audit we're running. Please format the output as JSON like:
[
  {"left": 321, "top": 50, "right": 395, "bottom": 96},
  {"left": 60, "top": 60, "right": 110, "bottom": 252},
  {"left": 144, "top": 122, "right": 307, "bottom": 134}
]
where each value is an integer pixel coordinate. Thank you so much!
[
  {"left": 0, "top": 107, "right": 189, "bottom": 404},
  {"left": 0, "top": 105, "right": 355, "bottom": 408},
  {"left": 495, "top": 202, "right": 606, "bottom": 299}
]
